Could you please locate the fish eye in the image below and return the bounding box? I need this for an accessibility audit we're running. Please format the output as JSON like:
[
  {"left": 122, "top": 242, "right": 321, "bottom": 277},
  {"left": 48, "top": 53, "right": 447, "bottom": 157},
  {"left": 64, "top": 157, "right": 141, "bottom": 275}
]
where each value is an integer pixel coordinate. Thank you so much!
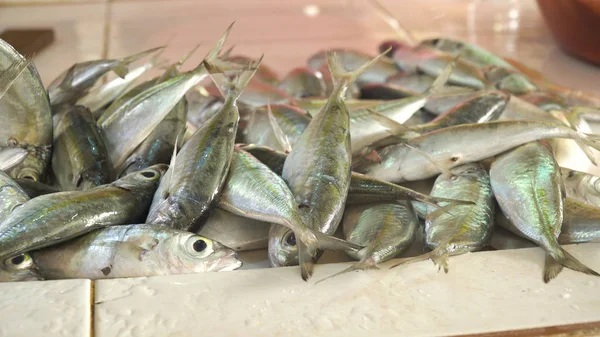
[
  {"left": 186, "top": 236, "right": 214, "bottom": 258},
  {"left": 139, "top": 170, "right": 159, "bottom": 180},
  {"left": 193, "top": 239, "right": 208, "bottom": 252},
  {"left": 284, "top": 232, "right": 296, "bottom": 247},
  {"left": 5, "top": 254, "right": 32, "bottom": 270}
]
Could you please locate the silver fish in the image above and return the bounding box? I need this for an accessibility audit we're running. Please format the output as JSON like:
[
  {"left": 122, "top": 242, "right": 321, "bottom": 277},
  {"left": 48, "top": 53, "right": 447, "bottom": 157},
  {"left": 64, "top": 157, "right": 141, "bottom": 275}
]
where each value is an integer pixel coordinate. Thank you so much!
[
  {"left": 0, "top": 147, "right": 28, "bottom": 172},
  {"left": 0, "top": 39, "right": 52, "bottom": 182},
  {"left": 31, "top": 224, "right": 241, "bottom": 280},
  {"left": 48, "top": 47, "right": 163, "bottom": 107},
  {"left": 147, "top": 59, "right": 260, "bottom": 231},
  {"left": 391, "top": 163, "right": 495, "bottom": 272},
  {"left": 243, "top": 104, "right": 310, "bottom": 151},
  {"left": 280, "top": 51, "right": 387, "bottom": 279},
  {"left": 561, "top": 167, "right": 600, "bottom": 207},
  {"left": 490, "top": 141, "right": 599, "bottom": 282},
  {"left": 357, "top": 120, "right": 600, "bottom": 183},
  {"left": 279, "top": 67, "right": 326, "bottom": 98},
  {"left": 199, "top": 208, "right": 269, "bottom": 251},
  {"left": 0, "top": 165, "right": 166, "bottom": 260}
]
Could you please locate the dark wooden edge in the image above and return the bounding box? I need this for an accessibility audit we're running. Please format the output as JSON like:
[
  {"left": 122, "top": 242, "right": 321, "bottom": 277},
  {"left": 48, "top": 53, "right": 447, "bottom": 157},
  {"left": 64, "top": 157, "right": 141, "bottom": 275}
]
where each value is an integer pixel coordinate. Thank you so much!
[{"left": 455, "top": 321, "right": 600, "bottom": 337}]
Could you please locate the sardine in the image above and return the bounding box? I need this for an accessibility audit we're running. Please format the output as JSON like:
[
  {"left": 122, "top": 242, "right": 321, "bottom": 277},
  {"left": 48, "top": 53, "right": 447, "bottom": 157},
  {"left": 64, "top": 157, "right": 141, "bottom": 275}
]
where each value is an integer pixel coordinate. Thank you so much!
[
  {"left": 51, "top": 105, "right": 112, "bottom": 190},
  {"left": 0, "top": 170, "right": 29, "bottom": 222},
  {"left": 359, "top": 82, "right": 414, "bottom": 100},
  {"left": 357, "top": 120, "right": 600, "bottom": 183},
  {"left": 228, "top": 55, "right": 279, "bottom": 84},
  {"left": 31, "top": 224, "right": 241, "bottom": 280},
  {"left": 391, "top": 163, "right": 495, "bottom": 271},
  {"left": 0, "top": 254, "right": 42, "bottom": 282},
  {"left": 319, "top": 202, "right": 418, "bottom": 282},
  {"left": 99, "top": 26, "right": 239, "bottom": 170},
  {"left": 483, "top": 65, "right": 537, "bottom": 95},
  {"left": 281, "top": 51, "right": 387, "bottom": 279},
  {"left": 0, "top": 39, "right": 52, "bottom": 182},
  {"left": 0, "top": 165, "right": 166, "bottom": 260},
  {"left": 490, "top": 141, "right": 599, "bottom": 282},
  {"left": 199, "top": 208, "right": 270, "bottom": 251},
  {"left": 219, "top": 148, "right": 358, "bottom": 277},
  {"left": 48, "top": 47, "right": 163, "bottom": 107},
  {"left": 421, "top": 38, "right": 516, "bottom": 69},
  {"left": 279, "top": 67, "right": 326, "bottom": 98},
  {"left": 147, "top": 59, "right": 260, "bottom": 231},
  {"left": 185, "top": 86, "right": 224, "bottom": 128}
]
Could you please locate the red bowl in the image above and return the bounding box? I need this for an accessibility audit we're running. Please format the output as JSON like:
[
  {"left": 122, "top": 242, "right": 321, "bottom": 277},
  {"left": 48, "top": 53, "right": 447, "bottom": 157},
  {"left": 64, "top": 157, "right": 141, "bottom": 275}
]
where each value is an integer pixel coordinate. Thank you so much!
[{"left": 537, "top": 0, "right": 600, "bottom": 65}]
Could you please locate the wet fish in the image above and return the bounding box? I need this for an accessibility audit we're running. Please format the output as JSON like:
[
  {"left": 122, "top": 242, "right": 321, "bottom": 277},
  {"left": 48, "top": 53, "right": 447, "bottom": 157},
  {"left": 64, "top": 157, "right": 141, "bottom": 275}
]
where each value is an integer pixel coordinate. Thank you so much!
[
  {"left": 421, "top": 38, "right": 516, "bottom": 69},
  {"left": 483, "top": 65, "right": 537, "bottom": 95},
  {"left": 280, "top": 51, "right": 387, "bottom": 279},
  {"left": 51, "top": 105, "right": 112, "bottom": 190},
  {"left": 147, "top": 59, "right": 260, "bottom": 231},
  {"left": 76, "top": 48, "right": 165, "bottom": 116},
  {"left": 0, "top": 170, "right": 29, "bottom": 222},
  {"left": 357, "top": 120, "right": 600, "bottom": 183},
  {"left": 48, "top": 47, "right": 163, "bottom": 107},
  {"left": 219, "top": 148, "right": 358, "bottom": 276},
  {"left": 99, "top": 26, "right": 238, "bottom": 170},
  {"left": 561, "top": 168, "right": 600, "bottom": 207},
  {"left": 279, "top": 67, "right": 326, "bottom": 98},
  {"left": 204, "top": 77, "right": 292, "bottom": 107},
  {"left": 0, "top": 39, "right": 52, "bottom": 182},
  {"left": 243, "top": 104, "right": 310, "bottom": 151},
  {"left": 316, "top": 63, "right": 361, "bottom": 99},
  {"left": 490, "top": 141, "right": 599, "bottom": 282},
  {"left": 318, "top": 202, "right": 418, "bottom": 282},
  {"left": 359, "top": 82, "right": 414, "bottom": 100},
  {"left": 240, "top": 144, "right": 466, "bottom": 208},
  {"left": 391, "top": 163, "right": 495, "bottom": 271},
  {"left": 0, "top": 165, "right": 166, "bottom": 260},
  {"left": 386, "top": 73, "right": 434, "bottom": 95},
  {"left": 199, "top": 208, "right": 270, "bottom": 251},
  {"left": 185, "top": 86, "right": 224, "bottom": 128},
  {"left": 0, "top": 254, "right": 42, "bottom": 282},
  {"left": 31, "top": 224, "right": 241, "bottom": 280},
  {"left": 0, "top": 57, "right": 32, "bottom": 100}
]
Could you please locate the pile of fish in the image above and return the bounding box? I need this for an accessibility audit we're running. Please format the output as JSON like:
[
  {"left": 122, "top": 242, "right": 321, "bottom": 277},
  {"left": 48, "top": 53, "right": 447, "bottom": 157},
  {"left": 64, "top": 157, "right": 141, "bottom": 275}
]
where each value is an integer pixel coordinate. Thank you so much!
[{"left": 1, "top": 20, "right": 600, "bottom": 285}]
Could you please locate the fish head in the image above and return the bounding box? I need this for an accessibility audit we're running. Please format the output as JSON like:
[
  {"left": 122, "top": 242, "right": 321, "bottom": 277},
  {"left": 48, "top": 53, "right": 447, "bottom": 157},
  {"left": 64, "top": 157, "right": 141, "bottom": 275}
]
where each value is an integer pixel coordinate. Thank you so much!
[
  {"left": 0, "top": 254, "right": 43, "bottom": 282},
  {"left": 267, "top": 225, "right": 298, "bottom": 267},
  {"left": 114, "top": 164, "right": 168, "bottom": 203},
  {"left": 7, "top": 150, "right": 49, "bottom": 183},
  {"left": 161, "top": 232, "right": 242, "bottom": 273}
]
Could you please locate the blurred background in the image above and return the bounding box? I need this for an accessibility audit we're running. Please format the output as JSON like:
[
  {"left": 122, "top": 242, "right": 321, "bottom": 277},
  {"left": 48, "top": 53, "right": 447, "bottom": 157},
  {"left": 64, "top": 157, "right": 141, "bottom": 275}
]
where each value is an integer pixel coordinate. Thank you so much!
[{"left": 0, "top": 0, "right": 598, "bottom": 95}]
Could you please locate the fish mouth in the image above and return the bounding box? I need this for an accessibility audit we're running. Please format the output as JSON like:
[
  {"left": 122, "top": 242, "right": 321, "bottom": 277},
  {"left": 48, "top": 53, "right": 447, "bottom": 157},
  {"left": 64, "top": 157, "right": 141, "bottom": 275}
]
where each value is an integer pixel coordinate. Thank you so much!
[{"left": 215, "top": 250, "right": 243, "bottom": 272}]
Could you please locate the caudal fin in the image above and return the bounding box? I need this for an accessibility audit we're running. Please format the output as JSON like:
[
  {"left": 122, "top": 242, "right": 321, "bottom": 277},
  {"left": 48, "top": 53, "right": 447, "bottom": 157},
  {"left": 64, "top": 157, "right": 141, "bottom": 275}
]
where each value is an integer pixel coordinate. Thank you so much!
[
  {"left": 113, "top": 46, "right": 166, "bottom": 78},
  {"left": 575, "top": 133, "right": 600, "bottom": 155},
  {"left": 316, "top": 262, "right": 379, "bottom": 284},
  {"left": 543, "top": 247, "right": 600, "bottom": 283},
  {"left": 424, "top": 60, "right": 455, "bottom": 96},
  {"left": 327, "top": 49, "right": 390, "bottom": 98},
  {"left": 389, "top": 247, "right": 450, "bottom": 273},
  {"left": 296, "top": 229, "right": 364, "bottom": 281}
]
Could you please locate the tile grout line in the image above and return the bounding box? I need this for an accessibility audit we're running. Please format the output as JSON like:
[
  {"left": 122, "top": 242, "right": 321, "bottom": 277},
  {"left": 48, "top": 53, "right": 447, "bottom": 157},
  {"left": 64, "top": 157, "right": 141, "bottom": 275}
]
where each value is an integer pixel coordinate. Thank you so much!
[{"left": 90, "top": 280, "right": 95, "bottom": 337}]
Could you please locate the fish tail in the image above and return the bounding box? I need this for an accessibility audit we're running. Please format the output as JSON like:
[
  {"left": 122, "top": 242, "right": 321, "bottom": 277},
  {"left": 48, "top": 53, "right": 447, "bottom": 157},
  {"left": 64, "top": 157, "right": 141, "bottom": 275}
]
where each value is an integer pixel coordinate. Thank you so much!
[
  {"left": 0, "top": 58, "right": 32, "bottom": 100},
  {"left": 114, "top": 46, "right": 166, "bottom": 78},
  {"left": 297, "top": 239, "right": 314, "bottom": 282},
  {"left": 389, "top": 247, "right": 450, "bottom": 273},
  {"left": 577, "top": 132, "right": 600, "bottom": 151},
  {"left": 425, "top": 60, "right": 454, "bottom": 95},
  {"left": 392, "top": 241, "right": 449, "bottom": 270},
  {"left": 327, "top": 49, "right": 389, "bottom": 97},
  {"left": 221, "top": 56, "right": 263, "bottom": 102},
  {"left": 315, "top": 261, "right": 379, "bottom": 284},
  {"left": 544, "top": 247, "right": 600, "bottom": 283},
  {"left": 197, "top": 23, "right": 251, "bottom": 76}
]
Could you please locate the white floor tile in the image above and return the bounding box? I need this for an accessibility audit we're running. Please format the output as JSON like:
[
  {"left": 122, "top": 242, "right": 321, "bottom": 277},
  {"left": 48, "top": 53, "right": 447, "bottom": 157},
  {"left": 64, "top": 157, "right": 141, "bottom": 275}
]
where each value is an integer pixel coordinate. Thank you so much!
[
  {"left": 0, "top": 279, "right": 91, "bottom": 337},
  {"left": 94, "top": 244, "right": 600, "bottom": 337}
]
